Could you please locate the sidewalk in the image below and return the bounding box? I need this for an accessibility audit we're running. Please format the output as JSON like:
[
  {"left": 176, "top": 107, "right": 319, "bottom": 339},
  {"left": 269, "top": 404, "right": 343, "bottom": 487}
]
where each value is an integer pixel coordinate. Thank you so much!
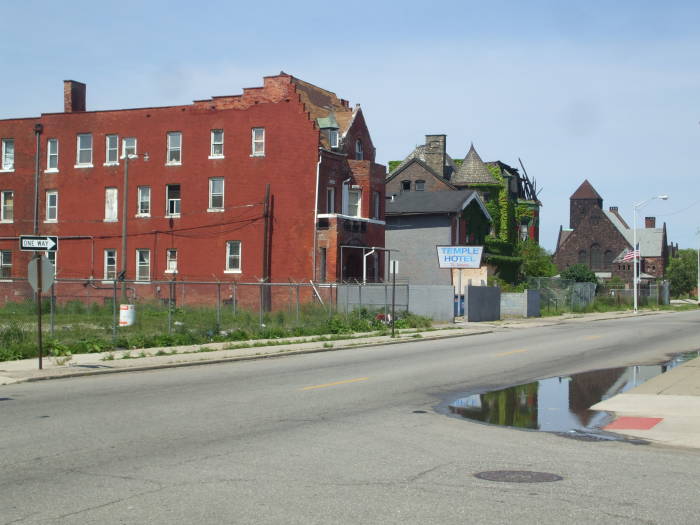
[
  {"left": 592, "top": 357, "right": 700, "bottom": 449},
  {"left": 0, "top": 309, "right": 673, "bottom": 387}
]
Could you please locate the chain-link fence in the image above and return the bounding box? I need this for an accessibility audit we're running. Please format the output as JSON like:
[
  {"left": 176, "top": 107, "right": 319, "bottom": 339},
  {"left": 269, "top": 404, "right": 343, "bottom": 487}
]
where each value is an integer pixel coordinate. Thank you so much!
[
  {"left": 0, "top": 278, "right": 410, "bottom": 354},
  {"left": 527, "top": 277, "right": 596, "bottom": 313}
]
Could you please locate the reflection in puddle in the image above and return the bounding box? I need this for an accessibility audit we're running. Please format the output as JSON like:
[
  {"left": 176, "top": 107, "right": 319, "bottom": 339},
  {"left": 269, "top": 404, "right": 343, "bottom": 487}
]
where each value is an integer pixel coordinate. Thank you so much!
[{"left": 448, "top": 352, "right": 698, "bottom": 433}]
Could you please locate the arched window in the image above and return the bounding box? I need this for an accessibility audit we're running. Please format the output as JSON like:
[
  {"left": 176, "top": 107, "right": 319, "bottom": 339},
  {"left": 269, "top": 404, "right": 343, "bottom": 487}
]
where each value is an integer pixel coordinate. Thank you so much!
[
  {"left": 578, "top": 250, "right": 587, "bottom": 264},
  {"left": 604, "top": 250, "right": 613, "bottom": 269},
  {"left": 355, "top": 139, "right": 363, "bottom": 161},
  {"left": 590, "top": 244, "right": 602, "bottom": 269}
]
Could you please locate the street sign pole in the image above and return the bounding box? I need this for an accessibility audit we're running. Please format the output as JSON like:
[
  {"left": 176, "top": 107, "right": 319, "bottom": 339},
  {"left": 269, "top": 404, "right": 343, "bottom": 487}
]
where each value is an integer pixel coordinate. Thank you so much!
[{"left": 36, "top": 253, "right": 43, "bottom": 370}]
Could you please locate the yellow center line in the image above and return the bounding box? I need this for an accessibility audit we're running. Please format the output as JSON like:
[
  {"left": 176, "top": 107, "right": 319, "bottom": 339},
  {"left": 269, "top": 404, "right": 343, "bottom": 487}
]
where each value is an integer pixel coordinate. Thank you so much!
[
  {"left": 301, "top": 377, "right": 369, "bottom": 391},
  {"left": 584, "top": 335, "right": 602, "bottom": 341},
  {"left": 495, "top": 349, "right": 528, "bottom": 357}
]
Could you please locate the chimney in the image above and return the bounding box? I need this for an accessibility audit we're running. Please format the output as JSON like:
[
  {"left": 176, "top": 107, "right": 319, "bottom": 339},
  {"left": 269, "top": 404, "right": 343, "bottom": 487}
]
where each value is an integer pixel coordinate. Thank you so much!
[
  {"left": 645, "top": 216, "right": 656, "bottom": 228},
  {"left": 64, "top": 80, "right": 86, "bottom": 112},
  {"left": 423, "top": 134, "right": 446, "bottom": 177},
  {"left": 609, "top": 206, "right": 618, "bottom": 213}
]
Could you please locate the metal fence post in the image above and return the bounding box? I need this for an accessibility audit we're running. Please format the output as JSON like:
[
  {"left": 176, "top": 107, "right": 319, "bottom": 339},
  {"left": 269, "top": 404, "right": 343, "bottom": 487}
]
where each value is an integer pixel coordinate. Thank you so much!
[
  {"left": 296, "top": 283, "right": 300, "bottom": 322},
  {"left": 50, "top": 282, "right": 55, "bottom": 337},
  {"left": 232, "top": 282, "right": 237, "bottom": 316},
  {"left": 259, "top": 283, "right": 264, "bottom": 327},
  {"left": 216, "top": 282, "right": 221, "bottom": 332},
  {"left": 112, "top": 279, "right": 117, "bottom": 340}
]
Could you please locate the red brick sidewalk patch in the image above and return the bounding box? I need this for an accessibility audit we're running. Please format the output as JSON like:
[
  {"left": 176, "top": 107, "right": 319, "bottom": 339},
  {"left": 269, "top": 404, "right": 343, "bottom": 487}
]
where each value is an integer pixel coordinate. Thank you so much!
[{"left": 604, "top": 417, "right": 663, "bottom": 430}]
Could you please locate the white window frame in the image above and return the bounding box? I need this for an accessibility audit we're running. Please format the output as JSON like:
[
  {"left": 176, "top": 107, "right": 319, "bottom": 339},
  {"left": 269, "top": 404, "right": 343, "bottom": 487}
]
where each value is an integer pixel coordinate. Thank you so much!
[
  {"left": 209, "top": 129, "right": 224, "bottom": 158},
  {"left": 355, "top": 139, "right": 363, "bottom": 161},
  {"left": 326, "top": 187, "right": 335, "bottom": 214},
  {"left": 208, "top": 178, "right": 224, "bottom": 211},
  {"left": 348, "top": 189, "right": 361, "bottom": 217},
  {"left": 166, "top": 184, "right": 181, "bottom": 217},
  {"left": 104, "top": 249, "right": 117, "bottom": 281},
  {"left": 45, "top": 190, "right": 58, "bottom": 223},
  {"left": 225, "top": 240, "right": 242, "bottom": 273},
  {"left": 165, "top": 249, "right": 178, "bottom": 274},
  {"left": 76, "top": 133, "right": 93, "bottom": 167},
  {"left": 105, "top": 134, "right": 119, "bottom": 165},
  {"left": 122, "top": 137, "right": 137, "bottom": 159},
  {"left": 1, "top": 139, "right": 14, "bottom": 172},
  {"left": 166, "top": 132, "right": 182, "bottom": 165},
  {"left": 104, "top": 187, "right": 118, "bottom": 222},
  {"left": 0, "top": 191, "right": 13, "bottom": 223},
  {"left": 46, "top": 138, "right": 59, "bottom": 172},
  {"left": 136, "top": 249, "right": 151, "bottom": 281},
  {"left": 251, "top": 127, "right": 265, "bottom": 157},
  {"left": 0, "top": 250, "right": 12, "bottom": 279},
  {"left": 328, "top": 129, "right": 339, "bottom": 149},
  {"left": 136, "top": 186, "right": 151, "bottom": 217}
]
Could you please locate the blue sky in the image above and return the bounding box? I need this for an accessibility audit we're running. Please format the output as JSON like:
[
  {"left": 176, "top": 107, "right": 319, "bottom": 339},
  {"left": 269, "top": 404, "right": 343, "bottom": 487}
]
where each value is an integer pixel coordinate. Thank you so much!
[{"left": 2, "top": 0, "right": 699, "bottom": 250}]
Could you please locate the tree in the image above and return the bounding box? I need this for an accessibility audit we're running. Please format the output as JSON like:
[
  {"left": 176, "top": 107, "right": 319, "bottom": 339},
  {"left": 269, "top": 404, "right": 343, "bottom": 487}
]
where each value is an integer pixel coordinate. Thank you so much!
[
  {"left": 666, "top": 249, "right": 698, "bottom": 297},
  {"left": 517, "top": 240, "right": 557, "bottom": 278},
  {"left": 560, "top": 263, "right": 598, "bottom": 284}
]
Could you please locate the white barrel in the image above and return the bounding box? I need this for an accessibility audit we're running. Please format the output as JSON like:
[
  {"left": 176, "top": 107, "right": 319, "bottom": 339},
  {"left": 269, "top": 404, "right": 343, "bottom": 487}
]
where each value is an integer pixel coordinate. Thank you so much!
[{"left": 119, "top": 304, "right": 136, "bottom": 327}]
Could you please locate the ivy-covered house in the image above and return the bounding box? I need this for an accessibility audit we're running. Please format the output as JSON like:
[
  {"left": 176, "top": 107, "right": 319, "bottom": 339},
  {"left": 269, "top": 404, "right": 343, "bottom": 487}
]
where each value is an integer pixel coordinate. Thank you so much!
[{"left": 385, "top": 135, "right": 541, "bottom": 283}]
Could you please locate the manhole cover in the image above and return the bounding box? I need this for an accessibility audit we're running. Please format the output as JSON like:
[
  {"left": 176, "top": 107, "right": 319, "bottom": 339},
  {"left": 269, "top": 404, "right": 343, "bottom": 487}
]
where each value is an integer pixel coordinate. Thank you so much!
[{"left": 474, "top": 470, "right": 563, "bottom": 483}]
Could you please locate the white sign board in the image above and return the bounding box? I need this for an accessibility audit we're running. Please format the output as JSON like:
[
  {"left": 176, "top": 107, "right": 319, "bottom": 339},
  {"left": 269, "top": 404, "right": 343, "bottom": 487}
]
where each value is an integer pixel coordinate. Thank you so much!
[
  {"left": 390, "top": 260, "right": 399, "bottom": 274},
  {"left": 20, "top": 235, "right": 58, "bottom": 251},
  {"left": 436, "top": 245, "right": 483, "bottom": 269}
]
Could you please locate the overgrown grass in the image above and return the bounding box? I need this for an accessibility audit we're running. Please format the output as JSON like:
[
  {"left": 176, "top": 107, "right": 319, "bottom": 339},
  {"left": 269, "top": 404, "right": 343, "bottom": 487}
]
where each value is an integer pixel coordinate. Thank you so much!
[{"left": 0, "top": 302, "right": 432, "bottom": 361}]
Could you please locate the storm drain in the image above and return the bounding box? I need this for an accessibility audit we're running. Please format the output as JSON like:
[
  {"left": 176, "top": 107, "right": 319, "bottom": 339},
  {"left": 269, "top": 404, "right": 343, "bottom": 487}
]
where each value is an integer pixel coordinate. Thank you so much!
[
  {"left": 474, "top": 470, "right": 563, "bottom": 483},
  {"left": 0, "top": 397, "right": 13, "bottom": 401}
]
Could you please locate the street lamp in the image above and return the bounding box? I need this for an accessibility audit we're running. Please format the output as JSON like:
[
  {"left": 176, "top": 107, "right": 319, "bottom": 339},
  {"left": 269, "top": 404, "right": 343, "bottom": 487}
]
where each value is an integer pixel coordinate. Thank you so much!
[
  {"left": 632, "top": 194, "right": 668, "bottom": 313},
  {"left": 121, "top": 152, "right": 149, "bottom": 303}
]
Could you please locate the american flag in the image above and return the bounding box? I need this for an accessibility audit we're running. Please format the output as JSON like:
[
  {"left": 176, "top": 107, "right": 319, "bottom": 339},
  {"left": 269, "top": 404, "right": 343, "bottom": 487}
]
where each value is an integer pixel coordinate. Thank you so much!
[{"left": 622, "top": 245, "right": 640, "bottom": 262}]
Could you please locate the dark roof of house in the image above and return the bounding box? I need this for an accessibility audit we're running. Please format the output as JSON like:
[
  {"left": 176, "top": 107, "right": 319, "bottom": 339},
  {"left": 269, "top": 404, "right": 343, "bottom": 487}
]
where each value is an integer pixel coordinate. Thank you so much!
[
  {"left": 452, "top": 144, "right": 499, "bottom": 186},
  {"left": 570, "top": 179, "right": 602, "bottom": 200},
  {"left": 386, "top": 190, "right": 491, "bottom": 220}
]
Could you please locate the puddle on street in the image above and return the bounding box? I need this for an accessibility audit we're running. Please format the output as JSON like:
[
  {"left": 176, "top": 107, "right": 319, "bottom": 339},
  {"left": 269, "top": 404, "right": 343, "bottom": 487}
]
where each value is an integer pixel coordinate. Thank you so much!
[{"left": 448, "top": 351, "right": 699, "bottom": 434}]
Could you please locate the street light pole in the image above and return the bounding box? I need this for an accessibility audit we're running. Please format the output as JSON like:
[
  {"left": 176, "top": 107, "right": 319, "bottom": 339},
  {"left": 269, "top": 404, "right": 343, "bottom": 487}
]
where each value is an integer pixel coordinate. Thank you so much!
[
  {"left": 632, "top": 194, "right": 668, "bottom": 313},
  {"left": 120, "top": 152, "right": 148, "bottom": 303}
]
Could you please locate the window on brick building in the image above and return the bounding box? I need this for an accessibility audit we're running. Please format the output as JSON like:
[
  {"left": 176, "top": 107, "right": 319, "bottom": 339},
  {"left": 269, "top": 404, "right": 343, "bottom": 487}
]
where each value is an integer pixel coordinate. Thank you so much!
[
  {"left": 251, "top": 128, "right": 265, "bottom": 156},
  {"left": 577, "top": 250, "right": 587, "bottom": 264},
  {"left": 166, "top": 249, "right": 178, "bottom": 273},
  {"left": 0, "top": 191, "right": 13, "bottom": 222},
  {"left": 372, "top": 191, "right": 380, "bottom": 219},
  {"left": 209, "top": 178, "right": 224, "bottom": 210},
  {"left": 1, "top": 139, "right": 14, "bottom": 171},
  {"left": 46, "top": 138, "right": 59, "bottom": 171},
  {"left": 328, "top": 129, "right": 339, "bottom": 149},
  {"left": 122, "top": 137, "right": 137, "bottom": 159},
  {"left": 76, "top": 134, "right": 93, "bottom": 167},
  {"left": 105, "top": 134, "right": 119, "bottom": 165},
  {"left": 46, "top": 251, "right": 56, "bottom": 276},
  {"left": 104, "top": 249, "right": 117, "bottom": 280},
  {"left": 326, "top": 187, "right": 335, "bottom": 213},
  {"left": 136, "top": 249, "right": 151, "bottom": 281},
  {"left": 104, "top": 187, "right": 118, "bottom": 221},
  {"left": 45, "top": 190, "right": 58, "bottom": 222},
  {"left": 355, "top": 139, "right": 363, "bottom": 161},
  {"left": 0, "top": 250, "right": 12, "bottom": 279},
  {"left": 604, "top": 250, "right": 613, "bottom": 269},
  {"left": 348, "top": 189, "right": 361, "bottom": 217},
  {"left": 401, "top": 180, "right": 410, "bottom": 191},
  {"left": 225, "top": 241, "right": 241, "bottom": 272},
  {"left": 415, "top": 180, "right": 425, "bottom": 191},
  {"left": 590, "top": 244, "right": 602, "bottom": 269},
  {"left": 167, "top": 132, "right": 182, "bottom": 164},
  {"left": 319, "top": 247, "right": 327, "bottom": 282},
  {"left": 166, "top": 184, "right": 181, "bottom": 217},
  {"left": 210, "top": 130, "right": 224, "bottom": 158},
  {"left": 137, "top": 186, "right": 150, "bottom": 216}
]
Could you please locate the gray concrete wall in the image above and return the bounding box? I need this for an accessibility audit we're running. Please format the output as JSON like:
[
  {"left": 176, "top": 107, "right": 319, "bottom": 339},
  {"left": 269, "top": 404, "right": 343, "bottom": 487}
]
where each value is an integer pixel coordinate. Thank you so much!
[
  {"left": 501, "top": 290, "right": 541, "bottom": 318},
  {"left": 336, "top": 283, "right": 454, "bottom": 321},
  {"left": 385, "top": 215, "right": 452, "bottom": 285},
  {"left": 465, "top": 285, "right": 500, "bottom": 322}
]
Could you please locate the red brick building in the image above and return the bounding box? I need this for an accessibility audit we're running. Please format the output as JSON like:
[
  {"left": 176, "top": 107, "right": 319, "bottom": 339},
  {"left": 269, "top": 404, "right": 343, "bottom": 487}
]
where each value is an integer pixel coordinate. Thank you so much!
[{"left": 0, "top": 73, "right": 385, "bottom": 303}]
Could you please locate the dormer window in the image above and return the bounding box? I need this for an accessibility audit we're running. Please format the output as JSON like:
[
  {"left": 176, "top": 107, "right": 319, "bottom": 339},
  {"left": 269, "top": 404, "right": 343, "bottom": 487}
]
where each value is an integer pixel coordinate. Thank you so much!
[
  {"left": 328, "top": 129, "right": 339, "bottom": 149},
  {"left": 355, "top": 139, "right": 363, "bottom": 160}
]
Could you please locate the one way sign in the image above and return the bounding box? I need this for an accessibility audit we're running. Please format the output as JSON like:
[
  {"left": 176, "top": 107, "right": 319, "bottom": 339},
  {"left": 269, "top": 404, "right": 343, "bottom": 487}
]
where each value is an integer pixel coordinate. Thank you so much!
[{"left": 20, "top": 235, "right": 58, "bottom": 252}]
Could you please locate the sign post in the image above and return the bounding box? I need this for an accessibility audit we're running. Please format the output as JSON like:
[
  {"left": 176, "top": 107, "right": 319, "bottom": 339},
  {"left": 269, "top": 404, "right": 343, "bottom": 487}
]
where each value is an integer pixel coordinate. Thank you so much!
[
  {"left": 21, "top": 236, "right": 59, "bottom": 370},
  {"left": 390, "top": 260, "right": 399, "bottom": 338}
]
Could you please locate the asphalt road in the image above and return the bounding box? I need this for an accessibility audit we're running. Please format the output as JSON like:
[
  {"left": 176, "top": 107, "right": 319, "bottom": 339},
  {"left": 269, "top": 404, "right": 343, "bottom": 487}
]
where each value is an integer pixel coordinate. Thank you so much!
[{"left": 2, "top": 311, "right": 700, "bottom": 524}]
